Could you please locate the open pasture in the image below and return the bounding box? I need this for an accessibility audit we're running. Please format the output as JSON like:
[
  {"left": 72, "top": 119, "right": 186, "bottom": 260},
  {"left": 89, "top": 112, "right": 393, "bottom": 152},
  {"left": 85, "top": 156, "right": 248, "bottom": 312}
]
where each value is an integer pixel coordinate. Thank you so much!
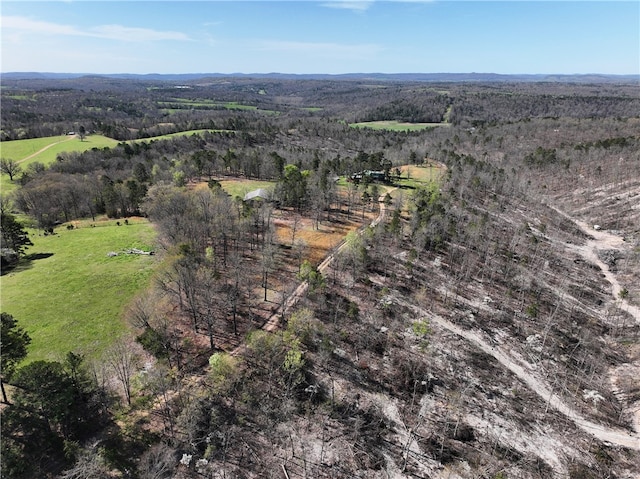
[
  {"left": 1, "top": 134, "right": 119, "bottom": 166},
  {"left": 159, "top": 98, "right": 259, "bottom": 111},
  {"left": 349, "top": 120, "right": 450, "bottom": 131},
  {"left": 0, "top": 131, "right": 229, "bottom": 192},
  {"left": 0, "top": 134, "right": 119, "bottom": 193},
  {"left": 0, "top": 218, "right": 158, "bottom": 363},
  {"left": 397, "top": 163, "right": 446, "bottom": 186},
  {"left": 135, "top": 129, "right": 232, "bottom": 142},
  {"left": 157, "top": 98, "right": 221, "bottom": 108},
  {"left": 158, "top": 98, "right": 279, "bottom": 115},
  {"left": 1, "top": 135, "right": 73, "bottom": 163}
]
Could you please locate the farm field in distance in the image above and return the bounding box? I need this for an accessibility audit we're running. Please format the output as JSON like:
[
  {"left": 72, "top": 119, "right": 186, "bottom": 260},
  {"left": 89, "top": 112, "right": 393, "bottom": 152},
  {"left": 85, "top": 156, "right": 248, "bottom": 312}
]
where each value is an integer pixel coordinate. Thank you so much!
[
  {"left": 158, "top": 98, "right": 279, "bottom": 114},
  {"left": 0, "top": 134, "right": 119, "bottom": 193},
  {"left": 0, "top": 130, "right": 237, "bottom": 167},
  {"left": 349, "top": 120, "right": 450, "bottom": 131},
  {"left": 138, "top": 128, "right": 233, "bottom": 141}
]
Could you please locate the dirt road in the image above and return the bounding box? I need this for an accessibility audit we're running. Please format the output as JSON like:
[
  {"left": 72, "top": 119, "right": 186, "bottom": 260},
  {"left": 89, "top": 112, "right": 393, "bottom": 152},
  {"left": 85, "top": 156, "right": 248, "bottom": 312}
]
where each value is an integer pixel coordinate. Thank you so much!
[
  {"left": 230, "top": 194, "right": 390, "bottom": 356},
  {"left": 546, "top": 205, "right": 640, "bottom": 435},
  {"left": 233, "top": 193, "right": 640, "bottom": 449},
  {"left": 398, "top": 203, "right": 640, "bottom": 450},
  {"left": 16, "top": 135, "right": 76, "bottom": 164},
  {"left": 398, "top": 298, "right": 640, "bottom": 450},
  {"left": 271, "top": 194, "right": 390, "bottom": 328},
  {"left": 546, "top": 204, "right": 639, "bottom": 321}
]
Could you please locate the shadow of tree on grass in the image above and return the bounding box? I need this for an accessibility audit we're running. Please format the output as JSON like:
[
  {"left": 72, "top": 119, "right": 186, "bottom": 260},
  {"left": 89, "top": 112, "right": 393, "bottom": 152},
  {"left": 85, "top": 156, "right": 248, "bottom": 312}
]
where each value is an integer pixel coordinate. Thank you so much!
[{"left": 1, "top": 252, "right": 54, "bottom": 276}]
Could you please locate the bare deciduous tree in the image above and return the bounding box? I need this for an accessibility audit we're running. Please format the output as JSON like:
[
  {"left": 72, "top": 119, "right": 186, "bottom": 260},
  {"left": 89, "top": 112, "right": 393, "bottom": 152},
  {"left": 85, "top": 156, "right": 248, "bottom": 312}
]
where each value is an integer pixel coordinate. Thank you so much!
[
  {"left": 137, "top": 443, "right": 178, "bottom": 479},
  {"left": 104, "top": 338, "right": 141, "bottom": 406},
  {"left": 60, "top": 441, "right": 112, "bottom": 479},
  {"left": 0, "top": 158, "right": 22, "bottom": 182}
]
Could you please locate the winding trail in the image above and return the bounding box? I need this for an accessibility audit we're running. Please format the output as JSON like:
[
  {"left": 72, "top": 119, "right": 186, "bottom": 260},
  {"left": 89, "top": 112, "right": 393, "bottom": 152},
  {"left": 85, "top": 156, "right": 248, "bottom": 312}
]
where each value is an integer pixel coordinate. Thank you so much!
[
  {"left": 398, "top": 204, "right": 640, "bottom": 450},
  {"left": 548, "top": 205, "right": 640, "bottom": 433},
  {"left": 229, "top": 191, "right": 640, "bottom": 449},
  {"left": 554, "top": 209, "right": 640, "bottom": 436},
  {"left": 566, "top": 218, "right": 640, "bottom": 324},
  {"left": 545, "top": 205, "right": 638, "bottom": 315},
  {"left": 16, "top": 135, "right": 76, "bottom": 164},
  {"left": 398, "top": 298, "right": 640, "bottom": 450}
]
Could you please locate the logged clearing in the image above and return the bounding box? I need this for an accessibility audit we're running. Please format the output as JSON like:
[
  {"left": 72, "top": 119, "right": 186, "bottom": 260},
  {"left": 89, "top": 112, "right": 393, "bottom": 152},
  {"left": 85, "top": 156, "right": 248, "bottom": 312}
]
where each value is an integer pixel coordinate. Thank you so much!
[{"left": 273, "top": 209, "right": 374, "bottom": 266}]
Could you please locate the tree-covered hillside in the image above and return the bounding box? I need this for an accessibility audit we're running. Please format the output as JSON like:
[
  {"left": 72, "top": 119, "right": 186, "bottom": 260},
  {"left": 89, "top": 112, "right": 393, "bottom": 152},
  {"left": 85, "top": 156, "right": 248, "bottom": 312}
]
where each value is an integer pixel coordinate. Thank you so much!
[{"left": 1, "top": 77, "right": 638, "bottom": 478}]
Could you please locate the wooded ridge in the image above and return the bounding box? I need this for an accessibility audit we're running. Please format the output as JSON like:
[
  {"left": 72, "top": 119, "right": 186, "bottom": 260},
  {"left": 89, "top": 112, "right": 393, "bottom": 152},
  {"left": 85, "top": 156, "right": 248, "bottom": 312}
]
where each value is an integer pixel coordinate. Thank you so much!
[{"left": 1, "top": 76, "right": 638, "bottom": 479}]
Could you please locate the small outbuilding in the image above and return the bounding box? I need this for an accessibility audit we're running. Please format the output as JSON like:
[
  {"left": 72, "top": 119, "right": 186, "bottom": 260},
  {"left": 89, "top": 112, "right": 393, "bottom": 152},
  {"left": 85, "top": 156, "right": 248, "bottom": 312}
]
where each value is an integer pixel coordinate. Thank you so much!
[{"left": 243, "top": 188, "right": 271, "bottom": 202}]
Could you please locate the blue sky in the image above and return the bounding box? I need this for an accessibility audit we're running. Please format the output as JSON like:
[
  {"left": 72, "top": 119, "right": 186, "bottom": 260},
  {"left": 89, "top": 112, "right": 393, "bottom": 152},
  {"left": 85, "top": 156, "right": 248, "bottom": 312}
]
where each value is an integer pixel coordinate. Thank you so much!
[{"left": 1, "top": 1, "right": 638, "bottom": 75}]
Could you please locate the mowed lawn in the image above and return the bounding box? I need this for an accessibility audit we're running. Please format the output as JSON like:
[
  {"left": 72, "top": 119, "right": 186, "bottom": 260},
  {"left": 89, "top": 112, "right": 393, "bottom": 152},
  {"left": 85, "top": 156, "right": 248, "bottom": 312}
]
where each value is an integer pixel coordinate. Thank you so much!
[{"left": 1, "top": 219, "right": 158, "bottom": 363}]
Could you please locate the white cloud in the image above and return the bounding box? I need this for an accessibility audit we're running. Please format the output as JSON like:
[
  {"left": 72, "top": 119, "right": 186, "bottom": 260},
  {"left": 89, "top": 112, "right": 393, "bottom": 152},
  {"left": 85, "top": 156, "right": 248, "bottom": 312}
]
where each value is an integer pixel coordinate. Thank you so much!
[
  {"left": 2, "top": 16, "right": 83, "bottom": 36},
  {"left": 320, "top": 0, "right": 434, "bottom": 11},
  {"left": 91, "top": 24, "right": 190, "bottom": 42},
  {"left": 320, "top": 1, "right": 374, "bottom": 12},
  {"left": 1, "top": 15, "right": 191, "bottom": 42}
]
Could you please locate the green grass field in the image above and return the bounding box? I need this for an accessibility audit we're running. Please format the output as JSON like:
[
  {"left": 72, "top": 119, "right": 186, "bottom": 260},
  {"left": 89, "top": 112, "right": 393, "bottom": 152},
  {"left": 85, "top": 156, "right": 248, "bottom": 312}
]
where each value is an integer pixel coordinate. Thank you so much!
[
  {"left": 1, "top": 176, "right": 19, "bottom": 196},
  {"left": 0, "top": 129, "right": 232, "bottom": 170},
  {"left": 393, "top": 164, "right": 445, "bottom": 190},
  {"left": 135, "top": 129, "right": 232, "bottom": 141},
  {"left": 158, "top": 98, "right": 279, "bottom": 115},
  {"left": 159, "top": 98, "right": 259, "bottom": 111},
  {"left": 218, "top": 179, "right": 276, "bottom": 199},
  {"left": 0, "top": 135, "right": 119, "bottom": 167},
  {"left": 1, "top": 218, "right": 158, "bottom": 364},
  {"left": 0, "top": 134, "right": 119, "bottom": 194},
  {"left": 0, "top": 130, "right": 233, "bottom": 193},
  {"left": 157, "top": 98, "right": 220, "bottom": 108},
  {"left": 3, "top": 94, "right": 36, "bottom": 101},
  {"left": 0, "top": 135, "right": 72, "bottom": 162},
  {"left": 349, "top": 120, "right": 450, "bottom": 131}
]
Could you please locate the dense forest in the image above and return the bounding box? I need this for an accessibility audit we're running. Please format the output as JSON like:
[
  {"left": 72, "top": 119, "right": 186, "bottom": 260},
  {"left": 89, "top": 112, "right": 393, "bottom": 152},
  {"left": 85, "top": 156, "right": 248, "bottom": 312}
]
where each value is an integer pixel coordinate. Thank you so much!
[{"left": 1, "top": 76, "right": 639, "bottom": 479}]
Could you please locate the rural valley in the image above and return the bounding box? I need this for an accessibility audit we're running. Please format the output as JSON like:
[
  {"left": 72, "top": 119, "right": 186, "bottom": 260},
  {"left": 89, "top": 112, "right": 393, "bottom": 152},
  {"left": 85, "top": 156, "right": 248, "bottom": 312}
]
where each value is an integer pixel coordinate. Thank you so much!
[{"left": 1, "top": 74, "right": 639, "bottom": 479}]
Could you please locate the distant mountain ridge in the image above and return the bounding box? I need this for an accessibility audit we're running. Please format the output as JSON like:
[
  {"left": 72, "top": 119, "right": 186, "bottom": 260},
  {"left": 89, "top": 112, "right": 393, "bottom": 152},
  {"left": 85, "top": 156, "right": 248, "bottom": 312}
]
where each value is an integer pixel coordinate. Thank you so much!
[{"left": 2, "top": 71, "right": 638, "bottom": 83}]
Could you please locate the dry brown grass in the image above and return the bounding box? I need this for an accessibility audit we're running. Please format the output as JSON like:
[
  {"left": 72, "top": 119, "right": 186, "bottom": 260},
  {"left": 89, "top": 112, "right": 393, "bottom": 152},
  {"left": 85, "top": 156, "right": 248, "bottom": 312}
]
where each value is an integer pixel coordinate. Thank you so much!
[
  {"left": 274, "top": 208, "right": 376, "bottom": 266},
  {"left": 398, "top": 163, "right": 445, "bottom": 183}
]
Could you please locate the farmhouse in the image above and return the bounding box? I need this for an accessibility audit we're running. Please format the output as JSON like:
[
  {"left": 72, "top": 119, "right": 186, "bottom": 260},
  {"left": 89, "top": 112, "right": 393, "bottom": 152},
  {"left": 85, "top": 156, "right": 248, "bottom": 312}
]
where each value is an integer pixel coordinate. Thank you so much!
[{"left": 349, "top": 170, "right": 387, "bottom": 183}]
